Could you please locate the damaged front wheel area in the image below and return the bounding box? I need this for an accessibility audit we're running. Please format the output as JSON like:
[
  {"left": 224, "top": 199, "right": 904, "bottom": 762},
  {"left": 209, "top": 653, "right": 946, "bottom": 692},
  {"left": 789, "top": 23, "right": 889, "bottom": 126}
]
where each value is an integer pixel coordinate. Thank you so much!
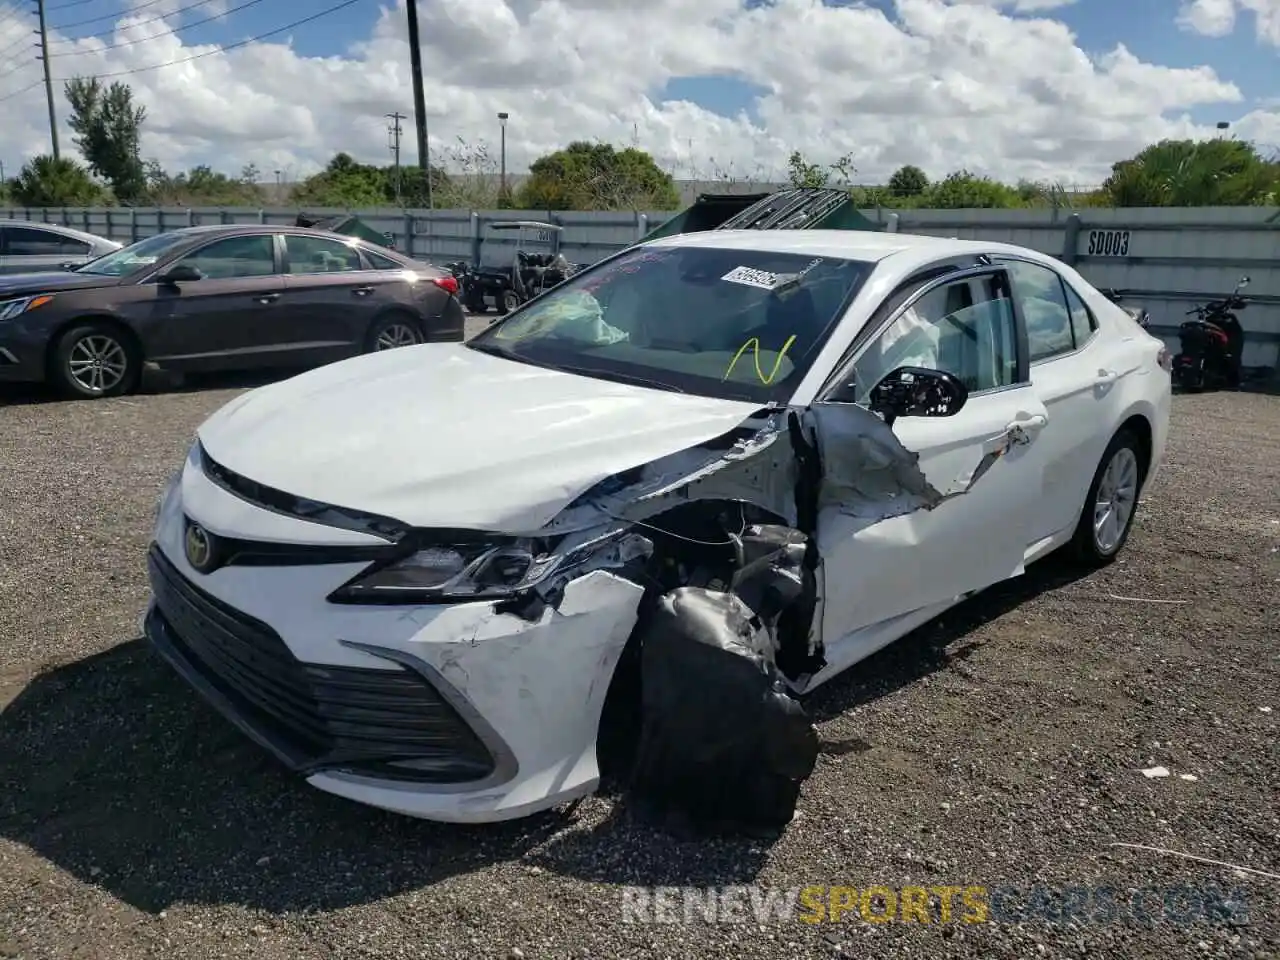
[{"left": 597, "top": 518, "right": 823, "bottom": 838}]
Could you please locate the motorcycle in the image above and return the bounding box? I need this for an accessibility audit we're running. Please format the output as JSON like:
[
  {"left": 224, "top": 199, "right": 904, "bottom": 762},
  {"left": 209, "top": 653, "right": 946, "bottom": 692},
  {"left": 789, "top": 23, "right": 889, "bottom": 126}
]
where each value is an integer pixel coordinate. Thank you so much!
[
  {"left": 1172, "top": 275, "right": 1249, "bottom": 392},
  {"left": 442, "top": 260, "right": 489, "bottom": 314}
]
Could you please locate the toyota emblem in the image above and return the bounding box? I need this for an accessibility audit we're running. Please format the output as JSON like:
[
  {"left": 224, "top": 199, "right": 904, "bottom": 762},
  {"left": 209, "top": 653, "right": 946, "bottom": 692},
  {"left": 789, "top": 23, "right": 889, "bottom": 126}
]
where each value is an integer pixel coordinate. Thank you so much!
[{"left": 184, "top": 520, "right": 215, "bottom": 572}]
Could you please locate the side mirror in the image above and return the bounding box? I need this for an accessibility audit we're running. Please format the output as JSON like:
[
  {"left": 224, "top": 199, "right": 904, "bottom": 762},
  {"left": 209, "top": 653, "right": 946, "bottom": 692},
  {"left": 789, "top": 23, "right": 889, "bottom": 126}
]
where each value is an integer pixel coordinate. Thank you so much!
[
  {"left": 868, "top": 366, "right": 968, "bottom": 427},
  {"left": 1237, "top": 275, "right": 1250, "bottom": 288},
  {"left": 157, "top": 264, "right": 203, "bottom": 285}
]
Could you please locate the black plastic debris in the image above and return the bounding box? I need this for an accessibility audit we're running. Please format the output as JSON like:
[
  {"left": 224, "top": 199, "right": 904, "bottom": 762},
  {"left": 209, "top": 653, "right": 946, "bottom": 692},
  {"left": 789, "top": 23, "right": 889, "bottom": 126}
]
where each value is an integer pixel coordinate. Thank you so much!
[{"left": 629, "top": 583, "right": 820, "bottom": 838}]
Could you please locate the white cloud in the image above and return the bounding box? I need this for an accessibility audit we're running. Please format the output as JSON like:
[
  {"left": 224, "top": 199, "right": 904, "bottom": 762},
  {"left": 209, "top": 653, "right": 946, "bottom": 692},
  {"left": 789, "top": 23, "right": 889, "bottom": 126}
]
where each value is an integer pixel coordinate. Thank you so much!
[
  {"left": 1178, "top": 0, "right": 1280, "bottom": 44},
  {"left": 0, "top": 0, "right": 1270, "bottom": 191}
]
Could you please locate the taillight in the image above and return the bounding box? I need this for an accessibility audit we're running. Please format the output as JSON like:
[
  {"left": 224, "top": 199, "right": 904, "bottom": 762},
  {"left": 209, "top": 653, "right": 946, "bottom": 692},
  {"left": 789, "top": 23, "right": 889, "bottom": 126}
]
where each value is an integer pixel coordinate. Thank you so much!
[
  {"left": 432, "top": 276, "right": 459, "bottom": 296},
  {"left": 1157, "top": 347, "right": 1172, "bottom": 372}
]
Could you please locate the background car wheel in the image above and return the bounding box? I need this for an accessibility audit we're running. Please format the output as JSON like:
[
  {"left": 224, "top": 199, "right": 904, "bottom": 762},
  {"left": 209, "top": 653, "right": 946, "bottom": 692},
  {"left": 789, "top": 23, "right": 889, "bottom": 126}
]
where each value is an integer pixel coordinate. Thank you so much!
[
  {"left": 365, "top": 314, "right": 423, "bottom": 352},
  {"left": 501, "top": 290, "right": 522, "bottom": 314},
  {"left": 1069, "top": 429, "right": 1145, "bottom": 566},
  {"left": 50, "top": 321, "right": 139, "bottom": 400}
]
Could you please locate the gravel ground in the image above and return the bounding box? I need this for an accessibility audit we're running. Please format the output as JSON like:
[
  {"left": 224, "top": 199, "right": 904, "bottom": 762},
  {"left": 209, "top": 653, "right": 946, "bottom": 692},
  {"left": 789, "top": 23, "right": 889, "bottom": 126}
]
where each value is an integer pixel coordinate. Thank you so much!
[{"left": 1, "top": 344, "right": 1277, "bottom": 959}]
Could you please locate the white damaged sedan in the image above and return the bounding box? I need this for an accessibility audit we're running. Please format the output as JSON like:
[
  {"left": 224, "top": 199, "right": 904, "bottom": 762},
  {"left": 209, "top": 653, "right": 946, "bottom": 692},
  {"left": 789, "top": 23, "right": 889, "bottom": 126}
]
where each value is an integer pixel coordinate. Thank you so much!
[{"left": 145, "top": 230, "right": 1172, "bottom": 824}]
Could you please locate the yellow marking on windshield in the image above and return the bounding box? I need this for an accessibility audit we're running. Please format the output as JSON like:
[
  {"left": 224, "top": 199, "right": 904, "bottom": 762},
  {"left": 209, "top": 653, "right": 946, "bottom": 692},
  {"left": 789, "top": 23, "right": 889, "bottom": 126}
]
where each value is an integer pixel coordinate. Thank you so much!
[{"left": 723, "top": 334, "right": 797, "bottom": 385}]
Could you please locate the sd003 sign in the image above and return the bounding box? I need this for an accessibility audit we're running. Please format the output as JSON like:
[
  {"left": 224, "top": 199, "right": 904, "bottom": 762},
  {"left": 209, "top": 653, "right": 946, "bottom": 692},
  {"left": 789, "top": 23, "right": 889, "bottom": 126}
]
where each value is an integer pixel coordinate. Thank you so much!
[{"left": 1086, "top": 229, "right": 1131, "bottom": 257}]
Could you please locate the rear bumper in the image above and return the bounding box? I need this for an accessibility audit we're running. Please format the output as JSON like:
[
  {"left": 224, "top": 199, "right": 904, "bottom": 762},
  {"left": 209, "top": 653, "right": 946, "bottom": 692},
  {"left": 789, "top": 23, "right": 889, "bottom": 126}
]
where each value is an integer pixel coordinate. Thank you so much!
[{"left": 429, "top": 297, "right": 467, "bottom": 341}]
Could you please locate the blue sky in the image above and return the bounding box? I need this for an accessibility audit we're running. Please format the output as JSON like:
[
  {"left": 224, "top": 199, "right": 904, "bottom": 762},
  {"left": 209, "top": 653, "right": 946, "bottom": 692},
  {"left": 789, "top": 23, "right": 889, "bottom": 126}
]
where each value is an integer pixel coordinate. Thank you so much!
[
  {"left": 661, "top": 0, "right": 1275, "bottom": 127},
  {"left": 42, "top": 0, "right": 1277, "bottom": 128}
]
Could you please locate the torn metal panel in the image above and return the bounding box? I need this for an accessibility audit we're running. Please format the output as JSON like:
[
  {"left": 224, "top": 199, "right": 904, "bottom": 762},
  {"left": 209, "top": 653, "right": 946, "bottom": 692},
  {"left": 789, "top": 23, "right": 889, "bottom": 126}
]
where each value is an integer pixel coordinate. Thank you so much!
[
  {"left": 806, "top": 402, "right": 1017, "bottom": 520},
  {"left": 628, "top": 585, "right": 820, "bottom": 837},
  {"left": 810, "top": 392, "right": 1047, "bottom": 646},
  {"left": 543, "top": 409, "right": 801, "bottom": 534}
]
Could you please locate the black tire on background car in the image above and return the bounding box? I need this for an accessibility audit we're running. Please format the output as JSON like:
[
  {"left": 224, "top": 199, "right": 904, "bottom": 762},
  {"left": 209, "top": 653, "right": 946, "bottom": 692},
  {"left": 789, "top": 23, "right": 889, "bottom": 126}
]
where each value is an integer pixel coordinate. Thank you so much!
[
  {"left": 364, "top": 313, "right": 423, "bottom": 352},
  {"left": 50, "top": 321, "right": 140, "bottom": 400},
  {"left": 501, "top": 290, "right": 522, "bottom": 314},
  {"left": 1068, "top": 428, "right": 1146, "bottom": 566}
]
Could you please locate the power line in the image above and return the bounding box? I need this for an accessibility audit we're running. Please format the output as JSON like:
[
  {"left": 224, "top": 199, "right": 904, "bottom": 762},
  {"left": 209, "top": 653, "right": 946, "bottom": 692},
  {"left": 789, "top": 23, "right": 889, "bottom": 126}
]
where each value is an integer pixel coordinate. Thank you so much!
[
  {"left": 45, "top": 0, "right": 101, "bottom": 10},
  {"left": 48, "top": 0, "right": 266, "bottom": 56},
  {"left": 0, "top": 33, "right": 32, "bottom": 57},
  {"left": 0, "top": 77, "right": 42, "bottom": 103},
  {"left": 51, "top": 0, "right": 170, "bottom": 31},
  {"left": 0, "top": 13, "right": 35, "bottom": 58},
  {"left": 0, "top": 54, "right": 33, "bottom": 79},
  {"left": 0, "top": 0, "right": 361, "bottom": 101}
]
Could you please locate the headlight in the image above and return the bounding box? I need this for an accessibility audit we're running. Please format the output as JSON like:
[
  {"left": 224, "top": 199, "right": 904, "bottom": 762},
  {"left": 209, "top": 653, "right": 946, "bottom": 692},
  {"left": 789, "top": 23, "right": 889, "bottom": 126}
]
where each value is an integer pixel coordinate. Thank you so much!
[
  {"left": 0, "top": 294, "right": 54, "bottom": 322},
  {"left": 328, "top": 527, "right": 650, "bottom": 604}
]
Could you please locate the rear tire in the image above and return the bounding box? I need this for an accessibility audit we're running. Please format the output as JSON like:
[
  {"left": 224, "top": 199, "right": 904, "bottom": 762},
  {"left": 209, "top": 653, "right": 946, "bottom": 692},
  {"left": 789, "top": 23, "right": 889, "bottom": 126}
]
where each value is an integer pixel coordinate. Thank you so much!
[
  {"left": 50, "top": 321, "right": 139, "bottom": 400},
  {"left": 364, "top": 313, "right": 423, "bottom": 352},
  {"left": 500, "top": 289, "right": 521, "bottom": 315},
  {"left": 1068, "top": 429, "right": 1145, "bottom": 566}
]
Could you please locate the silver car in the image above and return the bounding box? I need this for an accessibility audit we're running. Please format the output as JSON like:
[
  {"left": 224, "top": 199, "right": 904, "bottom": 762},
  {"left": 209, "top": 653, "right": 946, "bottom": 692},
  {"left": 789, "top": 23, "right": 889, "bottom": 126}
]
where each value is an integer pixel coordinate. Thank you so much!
[{"left": 0, "top": 219, "right": 122, "bottom": 274}]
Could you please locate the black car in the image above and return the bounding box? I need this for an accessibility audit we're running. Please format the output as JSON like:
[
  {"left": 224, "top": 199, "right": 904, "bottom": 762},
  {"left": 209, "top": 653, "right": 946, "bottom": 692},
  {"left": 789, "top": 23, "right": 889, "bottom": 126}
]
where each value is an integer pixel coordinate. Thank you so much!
[{"left": 0, "top": 224, "right": 466, "bottom": 399}]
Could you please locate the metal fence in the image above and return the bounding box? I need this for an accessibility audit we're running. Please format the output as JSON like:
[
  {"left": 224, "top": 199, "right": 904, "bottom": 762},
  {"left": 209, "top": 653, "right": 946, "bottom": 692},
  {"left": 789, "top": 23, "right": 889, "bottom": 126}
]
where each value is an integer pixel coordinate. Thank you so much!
[
  {"left": 4, "top": 203, "right": 1278, "bottom": 369},
  {"left": 1, "top": 205, "right": 673, "bottom": 269}
]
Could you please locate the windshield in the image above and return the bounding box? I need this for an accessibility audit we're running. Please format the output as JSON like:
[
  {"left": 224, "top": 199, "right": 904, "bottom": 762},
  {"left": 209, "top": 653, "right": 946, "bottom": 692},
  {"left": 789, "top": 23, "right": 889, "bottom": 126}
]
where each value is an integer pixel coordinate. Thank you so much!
[
  {"left": 75, "top": 231, "right": 191, "bottom": 277},
  {"left": 467, "top": 244, "right": 872, "bottom": 402}
]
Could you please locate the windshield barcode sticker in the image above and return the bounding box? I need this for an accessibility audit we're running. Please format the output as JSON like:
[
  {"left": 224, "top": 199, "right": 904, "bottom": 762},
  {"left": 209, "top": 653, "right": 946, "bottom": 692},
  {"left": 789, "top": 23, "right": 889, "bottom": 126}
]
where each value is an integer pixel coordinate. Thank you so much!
[{"left": 721, "top": 265, "right": 781, "bottom": 289}]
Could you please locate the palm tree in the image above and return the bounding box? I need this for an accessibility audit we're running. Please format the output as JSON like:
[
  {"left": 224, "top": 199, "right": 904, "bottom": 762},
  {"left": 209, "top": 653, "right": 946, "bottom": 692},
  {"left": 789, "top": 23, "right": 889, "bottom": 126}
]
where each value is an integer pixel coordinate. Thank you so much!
[{"left": 11, "top": 155, "right": 104, "bottom": 207}]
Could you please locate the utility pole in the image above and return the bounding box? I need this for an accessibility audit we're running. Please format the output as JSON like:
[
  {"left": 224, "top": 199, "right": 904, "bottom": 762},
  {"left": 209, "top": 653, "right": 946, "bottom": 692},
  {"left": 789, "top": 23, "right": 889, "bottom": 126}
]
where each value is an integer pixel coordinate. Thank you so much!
[
  {"left": 498, "top": 112, "right": 508, "bottom": 205},
  {"left": 404, "top": 0, "right": 431, "bottom": 209},
  {"left": 386, "top": 112, "right": 405, "bottom": 203},
  {"left": 34, "top": 0, "right": 59, "bottom": 159}
]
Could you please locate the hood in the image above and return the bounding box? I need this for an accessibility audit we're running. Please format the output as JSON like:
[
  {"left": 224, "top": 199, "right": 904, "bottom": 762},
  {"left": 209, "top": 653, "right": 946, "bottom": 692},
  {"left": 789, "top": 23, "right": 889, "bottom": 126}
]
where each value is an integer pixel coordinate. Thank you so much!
[
  {"left": 197, "top": 343, "right": 764, "bottom": 533},
  {"left": 0, "top": 271, "right": 119, "bottom": 297}
]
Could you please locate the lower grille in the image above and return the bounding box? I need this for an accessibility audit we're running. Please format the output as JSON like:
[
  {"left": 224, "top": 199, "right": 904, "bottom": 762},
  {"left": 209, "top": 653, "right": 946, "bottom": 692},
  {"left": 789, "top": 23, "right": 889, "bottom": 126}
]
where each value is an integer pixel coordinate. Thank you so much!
[{"left": 146, "top": 543, "right": 495, "bottom": 782}]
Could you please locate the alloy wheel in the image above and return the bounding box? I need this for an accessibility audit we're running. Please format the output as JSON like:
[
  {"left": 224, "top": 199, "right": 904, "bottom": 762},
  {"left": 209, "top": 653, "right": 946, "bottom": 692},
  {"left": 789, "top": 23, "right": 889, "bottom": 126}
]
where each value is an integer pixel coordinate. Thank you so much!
[
  {"left": 1093, "top": 446, "right": 1139, "bottom": 554},
  {"left": 374, "top": 323, "right": 420, "bottom": 350},
  {"left": 67, "top": 335, "right": 129, "bottom": 394}
]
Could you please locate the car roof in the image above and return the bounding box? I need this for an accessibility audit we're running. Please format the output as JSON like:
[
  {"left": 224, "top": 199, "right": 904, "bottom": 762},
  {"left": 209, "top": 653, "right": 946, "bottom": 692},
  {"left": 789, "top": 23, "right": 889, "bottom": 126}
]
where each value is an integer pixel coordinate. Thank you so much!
[
  {"left": 160, "top": 223, "right": 407, "bottom": 251},
  {"left": 0, "top": 218, "right": 119, "bottom": 246},
  {"left": 646, "top": 228, "right": 1056, "bottom": 266},
  {"left": 167, "top": 223, "right": 352, "bottom": 239}
]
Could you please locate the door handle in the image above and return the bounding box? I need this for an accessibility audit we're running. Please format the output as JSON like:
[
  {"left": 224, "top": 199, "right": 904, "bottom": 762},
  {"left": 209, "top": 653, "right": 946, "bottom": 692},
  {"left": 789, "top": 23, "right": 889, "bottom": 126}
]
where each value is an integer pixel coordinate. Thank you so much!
[
  {"left": 1095, "top": 368, "right": 1118, "bottom": 385},
  {"left": 352, "top": 286, "right": 374, "bottom": 297},
  {"left": 1005, "top": 413, "right": 1048, "bottom": 446},
  {"left": 255, "top": 292, "right": 280, "bottom": 304}
]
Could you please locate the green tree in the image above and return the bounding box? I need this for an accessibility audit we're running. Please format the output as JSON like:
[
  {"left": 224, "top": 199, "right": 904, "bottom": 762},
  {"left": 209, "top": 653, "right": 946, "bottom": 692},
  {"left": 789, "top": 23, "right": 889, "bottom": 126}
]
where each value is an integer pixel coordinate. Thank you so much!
[
  {"left": 887, "top": 164, "right": 928, "bottom": 198},
  {"left": 517, "top": 142, "right": 680, "bottom": 211},
  {"left": 390, "top": 163, "right": 450, "bottom": 207},
  {"left": 921, "top": 170, "right": 1023, "bottom": 208},
  {"left": 1100, "top": 138, "right": 1280, "bottom": 207},
  {"left": 64, "top": 77, "right": 148, "bottom": 203},
  {"left": 785, "top": 150, "right": 856, "bottom": 190},
  {"left": 146, "top": 162, "right": 265, "bottom": 205},
  {"left": 10, "top": 155, "right": 104, "bottom": 206}
]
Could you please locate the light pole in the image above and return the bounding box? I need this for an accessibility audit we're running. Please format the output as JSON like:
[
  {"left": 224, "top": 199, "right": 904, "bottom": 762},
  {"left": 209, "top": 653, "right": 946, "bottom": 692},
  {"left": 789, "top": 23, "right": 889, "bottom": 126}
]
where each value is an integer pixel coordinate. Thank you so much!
[{"left": 498, "top": 111, "right": 509, "bottom": 205}]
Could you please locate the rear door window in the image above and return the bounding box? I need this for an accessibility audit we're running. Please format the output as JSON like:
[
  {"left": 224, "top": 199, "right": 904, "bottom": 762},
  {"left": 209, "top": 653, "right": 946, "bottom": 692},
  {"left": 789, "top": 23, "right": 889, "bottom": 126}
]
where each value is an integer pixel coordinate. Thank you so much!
[
  {"left": 285, "top": 235, "right": 364, "bottom": 274},
  {"left": 1003, "top": 259, "right": 1076, "bottom": 361}
]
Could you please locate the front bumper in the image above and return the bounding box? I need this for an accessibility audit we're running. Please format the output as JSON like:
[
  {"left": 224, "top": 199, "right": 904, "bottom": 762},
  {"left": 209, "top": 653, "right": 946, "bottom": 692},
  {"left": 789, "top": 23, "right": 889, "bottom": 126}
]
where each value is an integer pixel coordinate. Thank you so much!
[
  {"left": 0, "top": 321, "right": 48, "bottom": 383},
  {"left": 144, "top": 454, "right": 645, "bottom": 822}
]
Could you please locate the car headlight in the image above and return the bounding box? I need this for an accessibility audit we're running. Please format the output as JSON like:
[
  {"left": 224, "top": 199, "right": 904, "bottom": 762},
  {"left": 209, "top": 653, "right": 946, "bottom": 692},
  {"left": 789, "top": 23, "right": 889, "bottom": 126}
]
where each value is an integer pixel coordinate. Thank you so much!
[
  {"left": 328, "top": 527, "right": 650, "bottom": 604},
  {"left": 0, "top": 294, "right": 54, "bottom": 322}
]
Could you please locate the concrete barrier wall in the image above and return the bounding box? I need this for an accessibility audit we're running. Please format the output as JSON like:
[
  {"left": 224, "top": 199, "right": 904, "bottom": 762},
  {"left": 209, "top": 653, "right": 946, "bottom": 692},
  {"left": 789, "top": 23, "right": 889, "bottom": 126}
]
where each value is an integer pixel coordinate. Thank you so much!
[{"left": 5, "top": 203, "right": 1277, "bottom": 368}]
